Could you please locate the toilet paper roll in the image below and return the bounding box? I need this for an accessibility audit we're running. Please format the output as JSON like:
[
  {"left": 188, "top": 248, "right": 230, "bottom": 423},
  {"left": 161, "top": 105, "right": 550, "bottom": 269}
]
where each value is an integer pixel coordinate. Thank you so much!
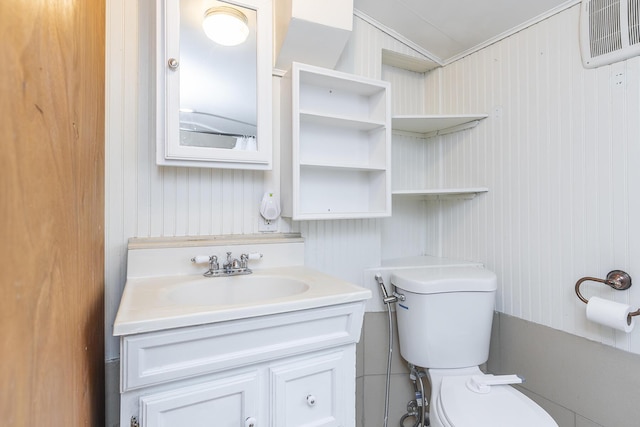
[{"left": 586, "top": 296, "right": 635, "bottom": 333}]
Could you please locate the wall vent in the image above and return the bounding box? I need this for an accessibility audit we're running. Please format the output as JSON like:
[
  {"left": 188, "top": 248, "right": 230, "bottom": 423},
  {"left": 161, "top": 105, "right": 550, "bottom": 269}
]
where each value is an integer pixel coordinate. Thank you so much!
[{"left": 580, "top": 0, "right": 640, "bottom": 68}]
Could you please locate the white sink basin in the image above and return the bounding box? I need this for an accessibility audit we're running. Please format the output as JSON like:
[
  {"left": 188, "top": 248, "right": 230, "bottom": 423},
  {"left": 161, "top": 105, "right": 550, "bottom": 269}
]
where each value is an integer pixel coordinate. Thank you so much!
[
  {"left": 113, "top": 266, "right": 371, "bottom": 336},
  {"left": 161, "top": 275, "right": 310, "bottom": 306}
]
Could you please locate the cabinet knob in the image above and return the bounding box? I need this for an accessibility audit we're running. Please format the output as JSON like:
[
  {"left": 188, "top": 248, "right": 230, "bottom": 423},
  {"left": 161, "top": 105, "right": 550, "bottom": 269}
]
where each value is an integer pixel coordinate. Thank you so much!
[
  {"left": 306, "top": 394, "right": 316, "bottom": 406},
  {"left": 167, "top": 58, "right": 179, "bottom": 70},
  {"left": 245, "top": 417, "right": 257, "bottom": 427}
]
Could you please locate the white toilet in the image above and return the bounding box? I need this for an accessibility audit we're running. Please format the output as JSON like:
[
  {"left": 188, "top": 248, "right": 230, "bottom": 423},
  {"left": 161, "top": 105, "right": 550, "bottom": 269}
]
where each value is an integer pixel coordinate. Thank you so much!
[{"left": 391, "top": 266, "right": 558, "bottom": 427}]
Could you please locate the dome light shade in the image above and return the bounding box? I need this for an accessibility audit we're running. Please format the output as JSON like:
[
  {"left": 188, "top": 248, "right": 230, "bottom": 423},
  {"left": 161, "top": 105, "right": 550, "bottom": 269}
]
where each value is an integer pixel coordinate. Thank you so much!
[{"left": 202, "top": 6, "right": 250, "bottom": 46}]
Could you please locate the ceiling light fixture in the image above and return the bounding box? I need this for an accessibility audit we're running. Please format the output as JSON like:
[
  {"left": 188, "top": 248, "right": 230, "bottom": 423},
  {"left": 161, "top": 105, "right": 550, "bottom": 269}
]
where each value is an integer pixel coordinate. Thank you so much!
[{"left": 202, "top": 6, "right": 250, "bottom": 46}]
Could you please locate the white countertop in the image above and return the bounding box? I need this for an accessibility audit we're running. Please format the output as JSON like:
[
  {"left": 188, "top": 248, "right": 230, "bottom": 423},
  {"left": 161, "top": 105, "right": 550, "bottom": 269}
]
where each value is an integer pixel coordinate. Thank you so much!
[{"left": 114, "top": 266, "right": 371, "bottom": 336}]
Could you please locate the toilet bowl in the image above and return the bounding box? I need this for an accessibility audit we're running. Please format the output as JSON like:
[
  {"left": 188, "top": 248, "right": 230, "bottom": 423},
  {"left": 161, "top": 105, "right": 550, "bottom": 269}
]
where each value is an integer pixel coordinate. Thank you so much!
[{"left": 390, "top": 265, "right": 558, "bottom": 427}]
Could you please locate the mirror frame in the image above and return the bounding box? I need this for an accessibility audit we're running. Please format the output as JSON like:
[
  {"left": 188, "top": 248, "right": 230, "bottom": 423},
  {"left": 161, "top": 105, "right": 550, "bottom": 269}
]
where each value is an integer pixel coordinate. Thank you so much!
[{"left": 156, "top": 0, "right": 273, "bottom": 169}]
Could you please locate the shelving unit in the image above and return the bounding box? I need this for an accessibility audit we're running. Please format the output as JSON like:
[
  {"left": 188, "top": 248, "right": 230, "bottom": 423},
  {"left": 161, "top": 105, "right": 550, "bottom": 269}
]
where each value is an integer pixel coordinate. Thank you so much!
[
  {"left": 391, "top": 114, "right": 489, "bottom": 200},
  {"left": 281, "top": 62, "right": 391, "bottom": 220}
]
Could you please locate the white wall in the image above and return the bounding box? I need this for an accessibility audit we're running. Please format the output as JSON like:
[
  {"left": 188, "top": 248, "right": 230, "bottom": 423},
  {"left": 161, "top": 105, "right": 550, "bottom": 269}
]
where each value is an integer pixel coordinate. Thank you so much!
[
  {"left": 106, "top": 0, "right": 640, "bottom": 362},
  {"left": 106, "top": 0, "right": 268, "bottom": 359},
  {"left": 430, "top": 5, "right": 640, "bottom": 353},
  {"left": 105, "top": 2, "right": 427, "bottom": 359}
]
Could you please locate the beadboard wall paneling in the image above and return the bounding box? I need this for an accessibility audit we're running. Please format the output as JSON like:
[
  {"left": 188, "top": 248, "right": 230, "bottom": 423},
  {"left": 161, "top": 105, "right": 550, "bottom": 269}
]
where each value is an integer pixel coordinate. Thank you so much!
[
  {"left": 105, "top": 8, "right": 432, "bottom": 359},
  {"left": 106, "top": 1, "right": 640, "bottom": 360},
  {"left": 431, "top": 5, "right": 640, "bottom": 353},
  {"left": 296, "top": 219, "right": 382, "bottom": 285},
  {"left": 290, "top": 16, "right": 436, "bottom": 284},
  {"left": 106, "top": 9, "right": 640, "bottom": 427},
  {"left": 337, "top": 16, "right": 419, "bottom": 80},
  {"left": 106, "top": 0, "right": 139, "bottom": 359},
  {"left": 385, "top": 132, "right": 438, "bottom": 259},
  {"left": 382, "top": 65, "right": 426, "bottom": 115}
]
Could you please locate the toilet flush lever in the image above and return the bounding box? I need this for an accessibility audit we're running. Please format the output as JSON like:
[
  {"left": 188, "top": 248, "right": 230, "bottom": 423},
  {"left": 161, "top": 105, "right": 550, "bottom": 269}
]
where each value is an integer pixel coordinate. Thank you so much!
[{"left": 466, "top": 374, "right": 524, "bottom": 394}]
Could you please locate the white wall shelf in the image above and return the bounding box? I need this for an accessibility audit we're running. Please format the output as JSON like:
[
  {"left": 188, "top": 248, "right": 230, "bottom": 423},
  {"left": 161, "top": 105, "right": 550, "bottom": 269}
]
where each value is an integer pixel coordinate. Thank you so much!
[
  {"left": 392, "top": 114, "right": 488, "bottom": 137},
  {"left": 381, "top": 49, "right": 440, "bottom": 73},
  {"left": 300, "top": 112, "right": 386, "bottom": 131},
  {"left": 300, "top": 162, "right": 387, "bottom": 172},
  {"left": 392, "top": 114, "right": 489, "bottom": 200},
  {"left": 281, "top": 62, "right": 392, "bottom": 220},
  {"left": 392, "top": 188, "right": 489, "bottom": 200}
]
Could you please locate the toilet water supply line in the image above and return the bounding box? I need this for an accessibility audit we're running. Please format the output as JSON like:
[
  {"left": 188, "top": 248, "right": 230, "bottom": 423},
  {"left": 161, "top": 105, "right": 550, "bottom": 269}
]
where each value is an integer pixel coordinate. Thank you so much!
[
  {"left": 403, "top": 365, "right": 428, "bottom": 427},
  {"left": 375, "top": 275, "right": 428, "bottom": 427}
]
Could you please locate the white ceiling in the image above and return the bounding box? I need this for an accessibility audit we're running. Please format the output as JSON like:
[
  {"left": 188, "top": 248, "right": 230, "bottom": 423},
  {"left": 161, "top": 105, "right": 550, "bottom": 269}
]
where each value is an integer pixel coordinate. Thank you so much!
[{"left": 353, "top": 0, "right": 579, "bottom": 64}]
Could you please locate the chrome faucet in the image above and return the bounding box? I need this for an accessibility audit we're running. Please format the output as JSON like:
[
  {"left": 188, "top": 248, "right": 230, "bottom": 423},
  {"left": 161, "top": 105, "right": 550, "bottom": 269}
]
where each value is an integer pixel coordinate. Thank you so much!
[
  {"left": 223, "top": 252, "right": 241, "bottom": 273},
  {"left": 191, "top": 251, "right": 262, "bottom": 277},
  {"left": 240, "top": 253, "right": 251, "bottom": 269},
  {"left": 204, "top": 255, "right": 219, "bottom": 277}
]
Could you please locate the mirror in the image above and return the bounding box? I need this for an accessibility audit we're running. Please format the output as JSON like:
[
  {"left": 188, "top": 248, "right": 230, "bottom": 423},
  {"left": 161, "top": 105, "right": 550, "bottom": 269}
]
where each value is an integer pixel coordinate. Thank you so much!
[
  {"left": 179, "top": 0, "right": 257, "bottom": 151},
  {"left": 156, "top": 0, "right": 273, "bottom": 169}
]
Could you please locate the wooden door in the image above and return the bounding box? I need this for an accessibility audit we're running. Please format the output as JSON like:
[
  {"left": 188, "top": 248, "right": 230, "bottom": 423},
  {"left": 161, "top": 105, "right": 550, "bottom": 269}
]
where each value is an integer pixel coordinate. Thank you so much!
[{"left": 0, "top": 1, "right": 105, "bottom": 425}]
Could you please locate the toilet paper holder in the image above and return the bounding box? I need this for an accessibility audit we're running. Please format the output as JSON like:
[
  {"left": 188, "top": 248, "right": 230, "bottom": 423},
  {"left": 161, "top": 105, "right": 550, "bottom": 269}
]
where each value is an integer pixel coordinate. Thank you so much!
[{"left": 575, "top": 270, "right": 640, "bottom": 317}]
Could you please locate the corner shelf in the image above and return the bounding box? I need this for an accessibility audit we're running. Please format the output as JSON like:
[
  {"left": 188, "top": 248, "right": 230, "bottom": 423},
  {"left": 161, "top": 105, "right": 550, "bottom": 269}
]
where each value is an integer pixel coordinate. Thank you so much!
[
  {"left": 392, "top": 188, "right": 489, "bottom": 200},
  {"left": 391, "top": 114, "right": 489, "bottom": 201},
  {"left": 392, "top": 114, "right": 488, "bottom": 137},
  {"left": 381, "top": 49, "right": 440, "bottom": 73}
]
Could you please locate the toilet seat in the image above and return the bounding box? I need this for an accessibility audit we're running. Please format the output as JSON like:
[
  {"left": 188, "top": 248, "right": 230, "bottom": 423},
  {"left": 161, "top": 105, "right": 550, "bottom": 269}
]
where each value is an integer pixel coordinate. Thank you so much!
[{"left": 436, "top": 375, "right": 557, "bottom": 427}]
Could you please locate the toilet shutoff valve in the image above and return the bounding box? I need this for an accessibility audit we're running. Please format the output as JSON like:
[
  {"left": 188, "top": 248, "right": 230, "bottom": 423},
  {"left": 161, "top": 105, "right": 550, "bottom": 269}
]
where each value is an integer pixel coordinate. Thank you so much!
[
  {"left": 466, "top": 374, "right": 524, "bottom": 394},
  {"left": 415, "top": 390, "right": 423, "bottom": 407}
]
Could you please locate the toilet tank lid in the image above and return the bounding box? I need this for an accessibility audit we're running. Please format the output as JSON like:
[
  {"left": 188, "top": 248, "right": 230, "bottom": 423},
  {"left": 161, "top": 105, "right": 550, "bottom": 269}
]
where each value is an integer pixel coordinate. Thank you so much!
[{"left": 390, "top": 266, "right": 497, "bottom": 294}]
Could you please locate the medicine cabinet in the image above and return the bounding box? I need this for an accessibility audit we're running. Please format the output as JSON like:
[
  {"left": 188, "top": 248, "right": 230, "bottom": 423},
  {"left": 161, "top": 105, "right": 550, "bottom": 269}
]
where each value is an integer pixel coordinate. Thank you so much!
[
  {"left": 280, "top": 62, "right": 392, "bottom": 220},
  {"left": 155, "top": 0, "right": 273, "bottom": 169}
]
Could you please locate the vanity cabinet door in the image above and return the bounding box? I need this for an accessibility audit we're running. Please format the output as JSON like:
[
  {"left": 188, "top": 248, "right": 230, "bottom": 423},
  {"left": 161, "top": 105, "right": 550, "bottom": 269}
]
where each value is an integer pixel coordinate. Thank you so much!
[
  {"left": 270, "top": 347, "right": 356, "bottom": 427},
  {"left": 139, "top": 371, "right": 261, "bottom": 427}
]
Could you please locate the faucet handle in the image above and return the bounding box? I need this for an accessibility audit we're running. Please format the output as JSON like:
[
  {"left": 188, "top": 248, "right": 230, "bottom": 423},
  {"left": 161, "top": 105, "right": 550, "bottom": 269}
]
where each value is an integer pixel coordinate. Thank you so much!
[
  {"left": 191, "top": 255, "right": 211, "bottom": 264},
  {"left": 239, "top": 253, "right": 262, "bottom": 269}
]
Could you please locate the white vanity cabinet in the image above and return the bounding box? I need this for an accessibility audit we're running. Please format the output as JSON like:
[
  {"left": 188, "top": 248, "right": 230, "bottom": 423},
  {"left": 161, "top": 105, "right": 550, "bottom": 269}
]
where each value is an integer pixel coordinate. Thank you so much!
[
  {"left": 270, "top": 349, "right": 354, "bottom": 426},
  {"left": 137, "top": 370, "right": 260, "bottom": 426},
  {"left": 119, "top": 302, "right": 362, "bottom": 427},
  {"left": 280, "top": 62, "right": 392, "bottom": 220}
]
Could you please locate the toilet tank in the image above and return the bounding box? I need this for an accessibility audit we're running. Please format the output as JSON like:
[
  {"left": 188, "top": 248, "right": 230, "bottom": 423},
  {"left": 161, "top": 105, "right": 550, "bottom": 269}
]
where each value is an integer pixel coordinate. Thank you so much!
[{"left": 391, "top": 266, "right": 497, "bottom": 369}]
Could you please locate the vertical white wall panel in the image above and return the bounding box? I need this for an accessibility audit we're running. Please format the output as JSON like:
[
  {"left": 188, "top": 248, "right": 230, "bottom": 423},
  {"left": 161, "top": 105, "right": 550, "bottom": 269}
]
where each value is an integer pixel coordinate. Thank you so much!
[
  {"left": 105, "top": 10, "right": 430, "bottom": 359},
  {"left": 382, "top": 65, "right": 425, "bottom": 115},
  {"left": 626, "top": 57, "right": 640, "bottom": 352},
  {"left": 337, "top": 16, "right": 427, "bottom": 80},
  {"left": 105, "top": 0, "right": 141, "bottom": 358},
  {"left": 433, "top": 5, "right": 640, "bottom": 353},
  {"left": 106, "top": 2, "right": 640, "bottom": 360},
  {"left": 298, "top": 219, "right": 382, "bottom": 285}
]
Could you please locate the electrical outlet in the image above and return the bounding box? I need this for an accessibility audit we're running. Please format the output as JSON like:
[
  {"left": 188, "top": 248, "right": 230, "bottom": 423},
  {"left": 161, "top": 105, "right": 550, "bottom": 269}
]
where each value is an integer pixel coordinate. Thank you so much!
[
  {"left": 612, "top": 71, "right": 625, "bottom": 87},
  {"left": 258, "top": 217, "right": 278, "bottom": 232}
]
